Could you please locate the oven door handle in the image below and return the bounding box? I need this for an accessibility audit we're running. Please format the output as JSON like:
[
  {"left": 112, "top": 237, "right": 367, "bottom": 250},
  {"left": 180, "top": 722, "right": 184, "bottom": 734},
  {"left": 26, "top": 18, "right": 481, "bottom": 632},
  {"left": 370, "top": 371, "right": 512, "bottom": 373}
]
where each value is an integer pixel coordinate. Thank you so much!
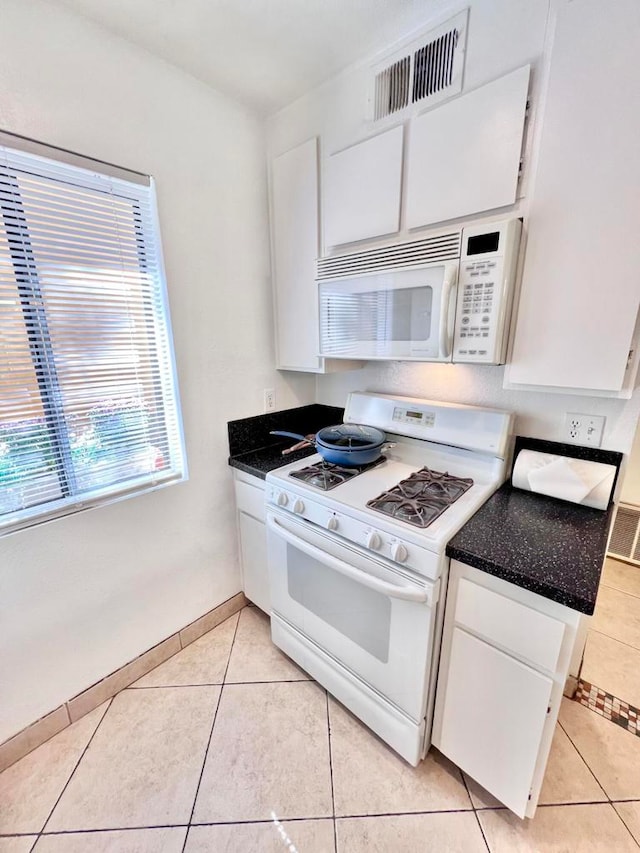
[{"left": 267, "top": 514, "right": 431, "bottom": 604}]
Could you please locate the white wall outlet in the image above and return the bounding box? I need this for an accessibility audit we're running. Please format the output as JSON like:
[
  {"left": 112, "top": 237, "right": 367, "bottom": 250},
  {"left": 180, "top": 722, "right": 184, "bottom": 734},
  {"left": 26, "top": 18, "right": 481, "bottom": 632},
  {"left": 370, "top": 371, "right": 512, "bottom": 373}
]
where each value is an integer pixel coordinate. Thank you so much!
[
  {"left": 264, "top": 388, "right": 276, "bottom": 412},
  {"left": 564, "top": 413, "right": 606, "bottom": 447}
]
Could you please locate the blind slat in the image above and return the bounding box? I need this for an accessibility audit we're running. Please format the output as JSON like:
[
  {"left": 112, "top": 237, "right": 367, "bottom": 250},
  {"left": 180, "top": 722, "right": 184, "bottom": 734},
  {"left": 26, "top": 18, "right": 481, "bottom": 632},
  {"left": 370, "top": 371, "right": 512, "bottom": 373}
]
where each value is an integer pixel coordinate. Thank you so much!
[{"left": 0, "top": 142, "right": 186, "bottom": 532}]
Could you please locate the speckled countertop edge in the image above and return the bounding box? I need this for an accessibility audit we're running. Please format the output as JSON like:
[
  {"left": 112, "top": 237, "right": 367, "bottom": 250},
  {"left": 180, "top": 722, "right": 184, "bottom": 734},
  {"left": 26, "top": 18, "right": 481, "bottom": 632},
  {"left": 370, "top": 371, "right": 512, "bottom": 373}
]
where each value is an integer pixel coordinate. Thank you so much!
[{"left": 446, "top": 484, "right": 615, "bottom": 615}]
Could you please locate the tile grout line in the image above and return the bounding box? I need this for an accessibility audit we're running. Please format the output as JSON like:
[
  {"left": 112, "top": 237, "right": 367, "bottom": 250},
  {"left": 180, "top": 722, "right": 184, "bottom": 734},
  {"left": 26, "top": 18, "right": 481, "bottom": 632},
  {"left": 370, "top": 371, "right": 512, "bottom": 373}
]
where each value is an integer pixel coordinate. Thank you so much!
[
  {"left": 600, "top": 580, "right": 640, "bottom": 601},
  {"left": 9, "top": 800, "right": 640, "bottom": 841},
  {"left": 557, "top": 718, "right": 612, "bottom": 804},
  {"left": 460, "top": 770, "right": 491, "bottom": 852},
  {"left": 587, "top": 627, "right": 640, "bottom": 655},
  {"left": 127, "top": 677, "right": 310, "bottom": 690},
  {"left": 614, "top": 807, "right": 640, "bottom": 851},
  {"left": 180, "top": 606, "right": 244, "bottom": 853},
  {"left": 325, "top": 692, "right": 338, "bottom": 853},
  {"left": 31, "top": 696, "right": 115, "bottom": 852}
]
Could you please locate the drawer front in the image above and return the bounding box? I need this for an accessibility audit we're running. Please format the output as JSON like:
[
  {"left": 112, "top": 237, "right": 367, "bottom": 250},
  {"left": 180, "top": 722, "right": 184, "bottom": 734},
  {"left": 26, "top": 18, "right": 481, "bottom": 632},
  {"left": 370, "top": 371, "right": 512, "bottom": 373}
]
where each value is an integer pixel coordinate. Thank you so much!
[
  {"left": 235, "top": 479, "right": 266, "bottom": 521},
  {"left": 454, "top": 577, "right": 565, "bottom": 672}
]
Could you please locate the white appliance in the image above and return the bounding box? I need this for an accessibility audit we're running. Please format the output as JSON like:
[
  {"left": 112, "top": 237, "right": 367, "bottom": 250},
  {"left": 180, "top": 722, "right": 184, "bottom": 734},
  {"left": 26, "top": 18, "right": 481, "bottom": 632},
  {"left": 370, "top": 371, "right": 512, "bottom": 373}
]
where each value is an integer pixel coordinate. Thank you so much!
[
  {"left": 265, "top": 392, "right": 512, "bottom": 764},
  {"left": 317, "top": 218, "right": 521, "bottom": 364}
]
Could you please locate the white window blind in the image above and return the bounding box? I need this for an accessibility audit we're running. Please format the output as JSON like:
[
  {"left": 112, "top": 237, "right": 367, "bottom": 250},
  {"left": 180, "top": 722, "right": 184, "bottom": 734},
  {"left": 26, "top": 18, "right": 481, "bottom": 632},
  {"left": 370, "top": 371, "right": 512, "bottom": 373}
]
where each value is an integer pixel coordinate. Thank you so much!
[{"left": 0, "top": 142, "right": 186, "bottom": 534}]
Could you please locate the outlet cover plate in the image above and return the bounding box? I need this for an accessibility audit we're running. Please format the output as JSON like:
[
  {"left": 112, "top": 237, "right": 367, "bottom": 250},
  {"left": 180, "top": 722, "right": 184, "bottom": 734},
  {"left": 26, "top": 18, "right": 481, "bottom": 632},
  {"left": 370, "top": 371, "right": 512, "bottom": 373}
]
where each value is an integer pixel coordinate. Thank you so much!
[
  {"left": 564, "top": 413, "right": 606, "bottom": 447},
  {"left": 264, "top": 388, "right": 276, "bottom": 412}
]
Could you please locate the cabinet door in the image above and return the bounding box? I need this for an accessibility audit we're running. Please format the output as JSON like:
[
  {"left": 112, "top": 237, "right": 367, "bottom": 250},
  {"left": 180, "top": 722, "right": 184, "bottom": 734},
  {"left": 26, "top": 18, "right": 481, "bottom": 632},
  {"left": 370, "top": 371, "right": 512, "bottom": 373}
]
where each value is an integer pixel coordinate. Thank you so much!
[
  {"left": 238, "top": 511, "right": 269, "bottom": 613},
  {"left": 508, "top": 0, "right": 640, "bottom": 391},
  {"left": 323, "top": 125, "right": 403, "bottom": 248},
  {"left": 438, "top": 627, "right": 553, "bottom": 818},
  {"left": 406, "top": 65, "right": 530, "bottom": 229},
  {"left": 271, "top": 138, "right": 322, "bottom": 371}
]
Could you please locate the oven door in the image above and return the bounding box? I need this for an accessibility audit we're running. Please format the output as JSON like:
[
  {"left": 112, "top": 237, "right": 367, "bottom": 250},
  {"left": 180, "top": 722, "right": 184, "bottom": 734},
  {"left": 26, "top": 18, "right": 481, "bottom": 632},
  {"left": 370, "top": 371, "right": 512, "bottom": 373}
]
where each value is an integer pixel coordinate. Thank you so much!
[
  {"left": 266, "top": 510, "right": 439, "bottom": 721},
  {"left": 318, "top": 261, "right": 458, "bottom": 361}
]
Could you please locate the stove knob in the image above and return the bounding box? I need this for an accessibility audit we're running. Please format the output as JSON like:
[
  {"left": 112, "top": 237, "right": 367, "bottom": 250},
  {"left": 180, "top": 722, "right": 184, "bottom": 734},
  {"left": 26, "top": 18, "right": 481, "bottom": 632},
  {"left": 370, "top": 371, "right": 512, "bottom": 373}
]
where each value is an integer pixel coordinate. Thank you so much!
[
  {"left": 327, "top": 516, "right": 339, "bottom": 531},
  {"left": 391, "top": 542, "right": 408, "bottom": 563},
  {"left": 276, "top": 492, "right": 288, "bottom": 507},
  {"left": 366, "top": 531, "right": 381, "bottom": 550},
  {"left": 293, "top": 498, "right": 305, "bottom": 515}
]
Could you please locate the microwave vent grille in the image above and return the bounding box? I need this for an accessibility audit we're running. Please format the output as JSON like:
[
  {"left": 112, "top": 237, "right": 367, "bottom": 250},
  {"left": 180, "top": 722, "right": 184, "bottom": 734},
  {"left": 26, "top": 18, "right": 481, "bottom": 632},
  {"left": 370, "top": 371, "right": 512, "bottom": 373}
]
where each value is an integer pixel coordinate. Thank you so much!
[
  {"left": 369, "top": 10, "right": 468, "bottom": 122},
  {"left": 317, "top": 232, "right": 461, "bottom": 281}
]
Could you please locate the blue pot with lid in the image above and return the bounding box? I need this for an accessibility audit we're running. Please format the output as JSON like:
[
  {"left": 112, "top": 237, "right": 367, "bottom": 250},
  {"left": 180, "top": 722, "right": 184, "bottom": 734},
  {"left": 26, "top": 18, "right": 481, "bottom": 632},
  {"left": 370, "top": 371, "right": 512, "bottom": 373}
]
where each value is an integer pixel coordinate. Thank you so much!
[{"left": 270, "top": 423, "right": 388, "bottom": 467}]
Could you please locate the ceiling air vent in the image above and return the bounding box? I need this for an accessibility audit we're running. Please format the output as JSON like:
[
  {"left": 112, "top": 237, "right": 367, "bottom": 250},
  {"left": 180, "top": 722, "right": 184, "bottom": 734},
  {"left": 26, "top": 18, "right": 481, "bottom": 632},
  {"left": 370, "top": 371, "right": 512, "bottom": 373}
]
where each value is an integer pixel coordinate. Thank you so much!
[
  {"left": 373, "top": 56, "right": 411, "bottom": 120},
  {"left": 608, "top": 503, "right": 640, "bottom": 566},
  {"left": 370, "top": 10, "right": 468, "bottom": 122}
]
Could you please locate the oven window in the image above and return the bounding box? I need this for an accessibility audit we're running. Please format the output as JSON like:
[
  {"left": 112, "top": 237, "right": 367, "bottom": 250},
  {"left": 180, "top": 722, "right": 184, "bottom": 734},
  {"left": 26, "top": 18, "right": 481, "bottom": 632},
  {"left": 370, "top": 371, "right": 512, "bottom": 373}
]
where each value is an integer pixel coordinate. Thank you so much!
[{"left": 287, "top": 547, "right": 391, "bottom": 662}]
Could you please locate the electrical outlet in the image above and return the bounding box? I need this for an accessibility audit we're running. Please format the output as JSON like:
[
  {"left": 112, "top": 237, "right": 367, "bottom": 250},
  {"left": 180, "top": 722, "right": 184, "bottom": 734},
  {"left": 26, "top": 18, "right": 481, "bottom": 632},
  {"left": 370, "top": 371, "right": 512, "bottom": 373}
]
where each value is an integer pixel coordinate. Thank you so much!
[
  {"left": 563, "top": 413, "right": 606, "bottom": 447},
  {"left": 264, "top": 388, "right": 276, "bottom": 412}
]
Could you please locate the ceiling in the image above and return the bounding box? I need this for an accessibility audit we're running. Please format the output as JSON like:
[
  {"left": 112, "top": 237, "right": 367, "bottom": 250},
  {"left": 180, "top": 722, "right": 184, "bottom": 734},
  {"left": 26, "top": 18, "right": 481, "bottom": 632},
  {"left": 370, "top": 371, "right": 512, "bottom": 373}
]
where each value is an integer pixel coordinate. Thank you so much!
[{"left": 51, "top": 0, "right": 442, "bottom": 115}]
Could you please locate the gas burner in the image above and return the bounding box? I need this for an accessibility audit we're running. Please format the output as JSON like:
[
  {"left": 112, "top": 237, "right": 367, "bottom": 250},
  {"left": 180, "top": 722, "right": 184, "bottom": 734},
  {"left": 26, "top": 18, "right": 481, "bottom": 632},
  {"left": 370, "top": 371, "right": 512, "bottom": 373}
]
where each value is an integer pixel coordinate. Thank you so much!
[
  {"left": 366, "top": 467, "right": 473, "bottom": 529},
  {"left": 290, "top": 456, "right": 386, "bottom": 491}
]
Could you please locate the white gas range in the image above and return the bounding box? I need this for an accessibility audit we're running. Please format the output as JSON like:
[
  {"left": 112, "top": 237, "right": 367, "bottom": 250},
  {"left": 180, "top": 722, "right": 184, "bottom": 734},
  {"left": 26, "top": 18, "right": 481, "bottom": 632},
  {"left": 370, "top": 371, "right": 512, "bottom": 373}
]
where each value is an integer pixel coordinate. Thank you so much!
[{"left": 265, "top": 392, "right": 512, "bottom": 765}]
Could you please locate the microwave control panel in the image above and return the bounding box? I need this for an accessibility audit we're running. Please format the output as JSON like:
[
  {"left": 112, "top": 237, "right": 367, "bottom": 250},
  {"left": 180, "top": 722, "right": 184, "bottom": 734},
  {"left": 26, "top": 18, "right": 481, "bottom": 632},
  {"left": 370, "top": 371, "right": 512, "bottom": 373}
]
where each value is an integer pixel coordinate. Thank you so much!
[{"left": 453, "top": 218, "right": 522, "bottom": 364}]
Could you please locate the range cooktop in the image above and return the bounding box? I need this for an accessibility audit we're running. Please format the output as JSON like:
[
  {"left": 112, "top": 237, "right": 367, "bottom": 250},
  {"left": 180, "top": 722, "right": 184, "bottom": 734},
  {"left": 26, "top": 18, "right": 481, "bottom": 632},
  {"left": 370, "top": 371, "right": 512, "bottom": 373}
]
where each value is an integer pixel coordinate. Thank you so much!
[
  {"left": 366, "top": 467, "right": 474, "bottom": 529},
  {"left": 289, "top": 456, "right": 386, "bottom": 491}
]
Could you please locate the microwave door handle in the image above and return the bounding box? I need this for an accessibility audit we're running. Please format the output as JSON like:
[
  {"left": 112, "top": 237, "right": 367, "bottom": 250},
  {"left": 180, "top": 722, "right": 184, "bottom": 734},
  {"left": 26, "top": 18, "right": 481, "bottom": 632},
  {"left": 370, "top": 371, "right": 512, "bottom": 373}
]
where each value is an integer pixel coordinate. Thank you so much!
[
  {"left": 438, "top": 266, "right": 457, "bottom": 359},
  {"left": 267, "top": 514, "right": 429, "bottom": 603}
]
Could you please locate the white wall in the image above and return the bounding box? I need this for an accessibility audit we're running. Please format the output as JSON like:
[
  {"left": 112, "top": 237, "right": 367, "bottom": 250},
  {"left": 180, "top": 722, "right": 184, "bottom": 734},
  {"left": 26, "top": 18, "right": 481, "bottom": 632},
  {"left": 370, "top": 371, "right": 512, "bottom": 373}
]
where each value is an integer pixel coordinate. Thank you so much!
[
  {"left": 0, "top": 0, "right": 315, "bottom": 742},
  {"left": 266, "top": 0, "right": 640, "bottom": 458},
  {"left": 622, "top": 422, "right": 640, "bottom": 506}
]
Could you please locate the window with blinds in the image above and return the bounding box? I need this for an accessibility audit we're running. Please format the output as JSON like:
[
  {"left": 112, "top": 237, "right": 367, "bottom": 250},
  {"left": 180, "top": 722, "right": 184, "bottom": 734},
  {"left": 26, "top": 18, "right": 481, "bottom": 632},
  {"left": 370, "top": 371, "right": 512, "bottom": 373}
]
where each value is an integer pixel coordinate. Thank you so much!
[{"left": 0, "top": 141, "right": 186, "bottom": 534}]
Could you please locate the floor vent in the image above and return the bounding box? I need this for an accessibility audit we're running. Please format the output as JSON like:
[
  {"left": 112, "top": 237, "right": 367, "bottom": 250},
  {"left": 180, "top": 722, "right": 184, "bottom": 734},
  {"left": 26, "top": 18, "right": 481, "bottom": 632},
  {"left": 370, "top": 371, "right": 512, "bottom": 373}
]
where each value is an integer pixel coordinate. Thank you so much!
[
  {"left": 608, "top": 503, "right": 640, "bottom": 565},
  {"left": 370, "top": 10, "right": 468, "bottom": 122}
]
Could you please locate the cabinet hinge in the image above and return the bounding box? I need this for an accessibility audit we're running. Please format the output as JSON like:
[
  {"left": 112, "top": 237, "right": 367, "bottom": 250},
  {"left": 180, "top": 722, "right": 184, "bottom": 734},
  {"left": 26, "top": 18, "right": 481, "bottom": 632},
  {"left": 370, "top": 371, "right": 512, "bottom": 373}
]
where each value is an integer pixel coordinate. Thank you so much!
[{"left": 547, "top": 705, "right": 551, "bottom": 714}]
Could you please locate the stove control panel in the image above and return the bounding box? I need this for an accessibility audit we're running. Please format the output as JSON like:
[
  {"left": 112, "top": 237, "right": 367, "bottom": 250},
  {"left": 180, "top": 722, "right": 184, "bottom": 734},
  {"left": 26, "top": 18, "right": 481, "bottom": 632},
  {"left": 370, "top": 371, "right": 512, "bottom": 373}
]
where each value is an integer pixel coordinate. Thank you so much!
[{"left": 267, "top": 487, "right": 439, "bottom": 580}]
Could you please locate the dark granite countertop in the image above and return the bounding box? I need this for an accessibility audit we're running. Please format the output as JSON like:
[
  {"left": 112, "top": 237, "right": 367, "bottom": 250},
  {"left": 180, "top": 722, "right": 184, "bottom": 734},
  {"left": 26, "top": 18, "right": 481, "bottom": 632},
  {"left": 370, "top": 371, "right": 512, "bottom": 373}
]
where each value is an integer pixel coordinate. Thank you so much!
[
  {"left": 446, "top": 437, "right": 623, "bottom": 615},
  {"left": 446, "top": 484, "right": 614, "bottom": 614},
  {"left": 228, "top": 403, "right": 344, "bottom": 480}
]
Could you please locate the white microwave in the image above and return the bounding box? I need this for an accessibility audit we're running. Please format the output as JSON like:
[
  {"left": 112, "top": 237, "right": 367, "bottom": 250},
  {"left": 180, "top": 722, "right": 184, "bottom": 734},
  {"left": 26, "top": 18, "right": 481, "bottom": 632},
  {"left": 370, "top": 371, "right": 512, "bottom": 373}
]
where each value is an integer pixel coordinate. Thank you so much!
[{"left": 316, "top": 218, "right": 522, "bottom": 364}]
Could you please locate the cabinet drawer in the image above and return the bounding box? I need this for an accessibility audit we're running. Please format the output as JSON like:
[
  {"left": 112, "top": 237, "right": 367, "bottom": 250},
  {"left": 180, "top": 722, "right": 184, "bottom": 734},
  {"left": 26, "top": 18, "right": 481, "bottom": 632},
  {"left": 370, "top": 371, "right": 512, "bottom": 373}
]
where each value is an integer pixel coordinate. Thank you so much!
[
  {"left": 235, "top": 479, "right": 266, "bottom": 522},
  {"left": 454, "top": 578, "right": 565, "bottom": 672}
]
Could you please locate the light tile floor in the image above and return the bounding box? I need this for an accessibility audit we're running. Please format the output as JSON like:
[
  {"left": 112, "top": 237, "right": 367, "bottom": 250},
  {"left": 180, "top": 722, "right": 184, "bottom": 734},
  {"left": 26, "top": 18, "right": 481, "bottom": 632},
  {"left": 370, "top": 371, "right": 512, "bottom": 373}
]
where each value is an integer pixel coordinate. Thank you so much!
[
  {"left": 2, "top": 606, "right": 640, "bottom": 852},
  {"left": 582, "top": 558, "right": 640, "bottom": 709}
]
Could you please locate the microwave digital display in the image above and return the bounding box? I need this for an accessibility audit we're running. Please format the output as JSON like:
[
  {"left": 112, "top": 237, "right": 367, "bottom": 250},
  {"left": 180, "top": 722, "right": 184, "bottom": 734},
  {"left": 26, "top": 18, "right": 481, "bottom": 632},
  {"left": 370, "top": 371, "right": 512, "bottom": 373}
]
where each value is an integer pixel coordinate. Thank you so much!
[{"left": 467, "top": 231, "right": 500, "bottom": 255}]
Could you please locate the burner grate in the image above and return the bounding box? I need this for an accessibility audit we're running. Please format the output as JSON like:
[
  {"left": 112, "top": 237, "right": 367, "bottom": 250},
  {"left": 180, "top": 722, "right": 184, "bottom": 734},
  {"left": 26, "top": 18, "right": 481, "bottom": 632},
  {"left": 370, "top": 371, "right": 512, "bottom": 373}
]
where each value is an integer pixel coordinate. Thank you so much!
[
  {"left": 289, "top": 455, "right": 386, "bottom": 491},
  {"left": 367, "top": 467, "right": 473, "bottom": 528}
]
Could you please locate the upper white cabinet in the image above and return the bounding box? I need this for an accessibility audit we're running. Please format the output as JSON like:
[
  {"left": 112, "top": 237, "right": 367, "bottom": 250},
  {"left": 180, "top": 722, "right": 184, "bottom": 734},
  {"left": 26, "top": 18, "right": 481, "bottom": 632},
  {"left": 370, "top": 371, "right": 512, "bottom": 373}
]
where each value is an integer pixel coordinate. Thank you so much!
[
  {"left": 508, "top": 0, "right": 640, "bottom": 393},
  {"left": 271, "top": 137, "right": 323, "bottom": 372},
  {"left": 323, "top": 125, "right": 404, "bottom": 248},
  {"left": 405, "top": 65, "right": 530, "bottom": 229}
]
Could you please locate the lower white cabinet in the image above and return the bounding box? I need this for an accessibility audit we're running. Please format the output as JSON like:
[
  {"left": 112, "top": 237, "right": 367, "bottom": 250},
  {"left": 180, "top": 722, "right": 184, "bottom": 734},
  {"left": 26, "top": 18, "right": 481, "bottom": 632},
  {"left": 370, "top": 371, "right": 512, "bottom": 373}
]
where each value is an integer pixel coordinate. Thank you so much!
[
  {"left": 433, "top": 560, "right": 581, "bottom": 819},
  {"left": 233, "top": 470, "right": 269, "bottom": 613}
]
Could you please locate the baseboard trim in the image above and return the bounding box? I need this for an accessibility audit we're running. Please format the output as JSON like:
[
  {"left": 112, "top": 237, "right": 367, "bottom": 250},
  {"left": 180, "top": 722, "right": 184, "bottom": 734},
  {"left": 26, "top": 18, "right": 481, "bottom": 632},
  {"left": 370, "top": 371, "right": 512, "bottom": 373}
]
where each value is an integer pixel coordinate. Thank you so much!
[{"left": 0, "top": 591, "right": 247, "bottom": 772}]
